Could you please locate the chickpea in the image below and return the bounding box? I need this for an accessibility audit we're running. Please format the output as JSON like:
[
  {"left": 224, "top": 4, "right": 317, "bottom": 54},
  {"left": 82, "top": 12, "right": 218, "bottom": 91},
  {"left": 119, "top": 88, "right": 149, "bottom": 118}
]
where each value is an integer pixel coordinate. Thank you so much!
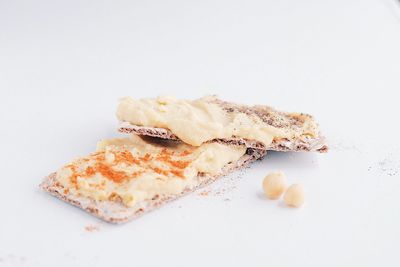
[
  {"left": 284, "top": 184, "right": 305, "bottom": 208},
  {"left": 262, "top": 171, "right": 287, "bottom": 199}
]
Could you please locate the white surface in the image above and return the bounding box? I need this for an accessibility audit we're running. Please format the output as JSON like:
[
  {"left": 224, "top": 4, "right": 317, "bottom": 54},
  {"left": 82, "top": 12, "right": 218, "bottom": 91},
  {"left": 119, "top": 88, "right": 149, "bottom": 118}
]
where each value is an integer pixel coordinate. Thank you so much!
[{"left": 1, "top": 0, "right": 400, "bottom": 266}]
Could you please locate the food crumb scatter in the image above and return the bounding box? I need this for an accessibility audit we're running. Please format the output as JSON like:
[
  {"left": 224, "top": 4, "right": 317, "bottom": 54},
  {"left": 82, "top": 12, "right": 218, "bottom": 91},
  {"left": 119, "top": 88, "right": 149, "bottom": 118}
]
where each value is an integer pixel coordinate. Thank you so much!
[
  {"left": 199, "top": 190, "right": 211, "bottom": 196},
  {"left": 84, "top": 225, "right": 100, "bottom": 232},
  {"left": 198, "top": 170, "right": 245, "bottom": 199},
  {"left": 377, "top": 156, "right": 399, "bottom": 177}
]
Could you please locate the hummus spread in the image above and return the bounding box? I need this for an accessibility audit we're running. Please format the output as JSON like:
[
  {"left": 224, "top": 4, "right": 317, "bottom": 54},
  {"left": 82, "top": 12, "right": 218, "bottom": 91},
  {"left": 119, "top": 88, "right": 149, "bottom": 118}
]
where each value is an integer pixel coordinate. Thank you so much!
[
  {"left": 117, "top": 95, "right": 318, "bottom": 147},
  {"left": 55, "top": 135, "right": 246, "bottom": 207}
]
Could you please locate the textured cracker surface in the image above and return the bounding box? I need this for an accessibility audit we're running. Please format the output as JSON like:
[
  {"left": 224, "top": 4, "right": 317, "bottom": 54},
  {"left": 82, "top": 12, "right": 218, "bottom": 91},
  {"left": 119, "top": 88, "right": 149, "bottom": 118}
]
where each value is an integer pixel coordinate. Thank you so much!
[
  {"left": 119, "top": 124, "right": 328, "bottom": 153},
  {"left": 40, "top": 148, "right": 265, "bottom": 223},
  {"left": 118, "top": 98, "right": 328, "bottom": 153}
]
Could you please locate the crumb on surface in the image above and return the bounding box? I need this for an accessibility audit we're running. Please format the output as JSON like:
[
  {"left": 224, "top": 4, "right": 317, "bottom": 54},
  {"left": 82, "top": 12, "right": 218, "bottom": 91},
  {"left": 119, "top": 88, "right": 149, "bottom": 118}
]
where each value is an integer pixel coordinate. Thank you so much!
[
  {"left": 198, "top": 171, "right": 245, "bottom": 199},
  {"left": 368, "top": 152, "right": 400, "bottom": 177},
  {"left": 378, "top": 157, "right": 399, "bottom": 177},
  {"left": 84, "top": 224, "right": 100, "bottom": 232},
  {"left": 198, "top": 190, "right": 211, "bottom": 196}
]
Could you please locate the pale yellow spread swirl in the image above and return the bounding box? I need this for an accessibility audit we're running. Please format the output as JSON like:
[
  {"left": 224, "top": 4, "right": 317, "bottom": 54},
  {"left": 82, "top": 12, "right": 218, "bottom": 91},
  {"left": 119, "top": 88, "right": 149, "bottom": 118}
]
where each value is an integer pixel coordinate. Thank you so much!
[
  {"left": 116, "top": 96, "right": 305, "bottom": 147},
  {"left": 55, "top": 135, "right": 246, "bottom": 207}
]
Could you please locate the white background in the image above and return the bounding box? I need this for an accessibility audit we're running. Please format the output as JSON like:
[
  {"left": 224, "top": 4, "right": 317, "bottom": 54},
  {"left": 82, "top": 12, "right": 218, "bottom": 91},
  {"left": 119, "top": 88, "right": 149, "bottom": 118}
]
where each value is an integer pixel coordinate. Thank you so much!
[{"left": 1, "top": 0, "right": 400, "bottom": 266}]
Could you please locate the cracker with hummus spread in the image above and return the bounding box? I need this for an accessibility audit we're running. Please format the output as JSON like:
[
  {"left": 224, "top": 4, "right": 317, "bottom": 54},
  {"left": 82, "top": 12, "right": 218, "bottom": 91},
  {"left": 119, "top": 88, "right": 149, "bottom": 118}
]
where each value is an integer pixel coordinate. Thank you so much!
[
  {"left": 41, "top": 95, "right": 327, "bottom": 223},
  {"left": 117, "top": 96, "right": 328, "bottom": 153},
  {"left": 40, "top": 135, "right": 265, "bottom": 223}
]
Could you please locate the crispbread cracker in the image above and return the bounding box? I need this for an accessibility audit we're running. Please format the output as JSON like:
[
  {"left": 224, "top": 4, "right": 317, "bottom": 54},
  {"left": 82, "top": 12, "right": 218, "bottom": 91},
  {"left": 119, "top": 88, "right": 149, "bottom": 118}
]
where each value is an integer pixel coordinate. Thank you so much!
[
  {"left": 40, "top": 147, "right": 265, "bottom": 223},
  {"left": 118, "top": 97, "right": 328, "bottom": 153}
]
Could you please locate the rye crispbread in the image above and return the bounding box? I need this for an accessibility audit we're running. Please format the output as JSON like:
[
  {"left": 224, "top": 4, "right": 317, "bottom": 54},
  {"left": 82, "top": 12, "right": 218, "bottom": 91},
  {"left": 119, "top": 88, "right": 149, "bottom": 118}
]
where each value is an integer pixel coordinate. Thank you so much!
[
  {"left": 40, "top": 97, "right": 327, "bottom": 223},
  {"left": 40, "top": 146, "right": 265, "bottom": 223},
  {"left": 118, "top": 98, "right": 328, "bottom": 153}
]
